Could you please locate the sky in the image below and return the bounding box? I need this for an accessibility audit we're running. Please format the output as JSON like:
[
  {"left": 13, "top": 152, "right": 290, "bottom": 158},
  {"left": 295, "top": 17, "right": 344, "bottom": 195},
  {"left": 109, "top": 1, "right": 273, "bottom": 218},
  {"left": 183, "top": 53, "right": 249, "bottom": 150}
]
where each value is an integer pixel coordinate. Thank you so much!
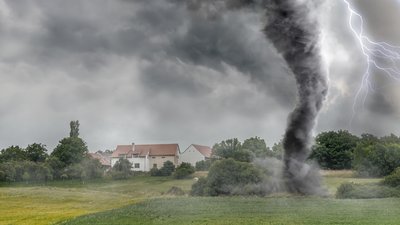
[{"left": 0, "top": 0, "right": 399, "bottom": 152}]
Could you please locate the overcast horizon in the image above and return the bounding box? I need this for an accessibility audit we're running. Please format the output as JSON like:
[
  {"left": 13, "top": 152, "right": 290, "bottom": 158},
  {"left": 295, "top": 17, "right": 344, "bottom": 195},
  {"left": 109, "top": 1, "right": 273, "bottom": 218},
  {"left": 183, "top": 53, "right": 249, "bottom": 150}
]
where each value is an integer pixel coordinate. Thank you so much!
[{"left": 1, "top": 0, "right": 400, "bottom": 152}]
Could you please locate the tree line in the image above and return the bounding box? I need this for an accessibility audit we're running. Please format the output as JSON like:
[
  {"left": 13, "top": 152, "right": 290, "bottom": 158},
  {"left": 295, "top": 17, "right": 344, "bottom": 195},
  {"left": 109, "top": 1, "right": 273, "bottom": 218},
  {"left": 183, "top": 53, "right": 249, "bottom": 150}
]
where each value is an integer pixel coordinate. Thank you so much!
[{"left": 0, "top": 121, "right": 103, "bottom": 182}]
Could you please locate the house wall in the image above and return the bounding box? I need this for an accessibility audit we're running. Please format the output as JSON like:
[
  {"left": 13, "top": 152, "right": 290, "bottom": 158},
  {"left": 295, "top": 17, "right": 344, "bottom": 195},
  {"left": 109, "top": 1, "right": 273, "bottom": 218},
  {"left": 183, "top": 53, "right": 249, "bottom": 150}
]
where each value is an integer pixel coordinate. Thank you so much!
[
  {"left": 111, "top": 156, "right": 150, "bottom": 171},
  {"left": 149, "top": 156, "right": 178, "bottom": 169},
  {"left": 127, "top": 157, "right": 149, "bottom": 171},
  {"left": 180, "top": 145, "right": 205, "bottom": 166}
]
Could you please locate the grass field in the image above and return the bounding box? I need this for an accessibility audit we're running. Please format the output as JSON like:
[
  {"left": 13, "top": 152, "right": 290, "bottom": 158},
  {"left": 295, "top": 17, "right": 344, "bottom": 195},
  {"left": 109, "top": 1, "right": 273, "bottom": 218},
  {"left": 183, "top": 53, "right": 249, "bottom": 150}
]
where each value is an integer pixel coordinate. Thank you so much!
[
  {"left": 59, "top": 197, "right": 400, "bottom": 225},
  {"left": 0, "top": 171, "right": 389, "bottom": 225}
]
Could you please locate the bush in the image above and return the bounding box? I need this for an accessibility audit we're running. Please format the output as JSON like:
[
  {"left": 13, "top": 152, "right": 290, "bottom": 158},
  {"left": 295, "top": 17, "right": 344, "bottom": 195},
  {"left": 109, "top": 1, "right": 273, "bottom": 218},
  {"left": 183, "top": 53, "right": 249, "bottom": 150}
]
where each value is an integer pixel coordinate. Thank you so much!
[
  {"left": 174, "top": 162, "right": 195, "bottom": 179},
  {"left": 191, "top": 159, "right": 262, "bottom": 196},
  {"left": 150, "top": 161, "right": 175, "bottom": 176},
  {"left": 195, "top": 160, "right": 212, "bottom": 171},
  {"left": 191, "top": 177, "right": 208, "bottom": 196},
  {"left": 110, "top": 158, "right": 132, "bottom": 179},
  {"left": 159, "top": 161, "right": 175, "bottom": 176},
  {"left": 336, "top": 182, "right": 400, "bottom": 199},
  {"left": 353, "top": 143, "right": 400, "bottom": 177},
  {"left": 382, "top": 168, "right": 400, "bottom": 187}
]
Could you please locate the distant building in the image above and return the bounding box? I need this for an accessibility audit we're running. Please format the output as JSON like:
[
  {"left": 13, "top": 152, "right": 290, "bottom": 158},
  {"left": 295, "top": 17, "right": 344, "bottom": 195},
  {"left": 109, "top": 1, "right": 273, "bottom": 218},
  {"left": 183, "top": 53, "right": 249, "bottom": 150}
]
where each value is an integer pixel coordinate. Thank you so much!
[
  {"left": 111, "top": 143, "right": 180, "bottom": 171},
  {"left": 180, "top": 144, "right": 212, "bottom": 166},
  {"left": 88, "top": 152, "right": 111, "bottom": 170}
]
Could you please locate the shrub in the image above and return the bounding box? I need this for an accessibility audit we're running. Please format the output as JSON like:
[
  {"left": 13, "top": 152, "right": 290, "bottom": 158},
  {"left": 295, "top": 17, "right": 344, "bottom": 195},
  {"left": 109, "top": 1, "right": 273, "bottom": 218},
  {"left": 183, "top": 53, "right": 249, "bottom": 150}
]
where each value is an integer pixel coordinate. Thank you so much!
[
  {"left": 191, "top": 177, "right": 208, "bottom": 196},
  {"left": 336, "top": 182, "right": 400, "bottom": 199},
  {"left": 159, "top": 161, "right": 175, "bottom": 176},
  {"left": 110, "top": 158, "right": 132, "bottom": 179},
  {"left": 382, "top": 168, "right": 400, "bottom": 187},
  {"left": 353, "top": 143, "right": 400, "bottom": 177},
  {"left": 151, "top": 161, "right": 176, "bottom": 176},
  {"left": 191, "top": 158, "right": 262, "bottom": 196},
  {"left": 174, "top": 162, "right": 195, "bottom": 179},
  {"left": 195, "top": 160, "right": 212, "bottom": 171}
]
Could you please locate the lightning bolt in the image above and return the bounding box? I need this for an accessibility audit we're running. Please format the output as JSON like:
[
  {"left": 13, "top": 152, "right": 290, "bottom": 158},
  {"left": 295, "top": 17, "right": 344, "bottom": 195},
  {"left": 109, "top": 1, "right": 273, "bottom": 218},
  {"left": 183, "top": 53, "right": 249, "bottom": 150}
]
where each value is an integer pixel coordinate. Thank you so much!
[{"left": 343, "top": 0, "right": 400, "bottom": 123}]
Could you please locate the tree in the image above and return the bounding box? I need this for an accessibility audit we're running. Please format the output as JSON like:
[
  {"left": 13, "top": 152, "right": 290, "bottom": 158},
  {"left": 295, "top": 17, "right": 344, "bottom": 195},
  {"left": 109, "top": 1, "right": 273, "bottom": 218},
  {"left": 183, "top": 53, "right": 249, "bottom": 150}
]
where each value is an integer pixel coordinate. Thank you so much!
[
  {"left": 25, "top": 143, "right": 48, "bottom": 162},
  {"left": 212, "top": 138, "right": 252, "bottom": 162},
  {"left": 242, "top": 136, "right": 272, "bottom": 158},
  {"left": 271, "top": 140, "right": 284, "bottom": 159},
  {"left": 309, "top": 130, "right": 359, "bottom": 169},
  {"left": 110, "top": 158, "right": 132, "bottom": 179},
  {"left": 159, "top": 161, "right": 175, "bottom": 176},
  {"left": 51, "top": 137, "right": 88, "bottom": 166},
  {"left": 0, "top": 146, "right": 26, "bottom": 162},
  {"left": 69, "top": 120, "right": 80, "bottom": 138},
  {"left": 174, "top": 162, "right": 195, "bottom": 179},
  {"left": 195, "top": 160, "right": 212, "bottom": 171}
]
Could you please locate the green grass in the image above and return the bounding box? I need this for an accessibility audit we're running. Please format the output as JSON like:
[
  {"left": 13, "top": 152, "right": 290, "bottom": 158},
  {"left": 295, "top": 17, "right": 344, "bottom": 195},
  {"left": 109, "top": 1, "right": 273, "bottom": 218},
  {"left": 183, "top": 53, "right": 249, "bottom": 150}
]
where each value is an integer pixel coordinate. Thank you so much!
[
  {"left": 0, "top": 176, "right": 196, "bottom": 225},
  {"left": 0, "top": 172, "right": 385, "bottom": 225},
  {"left": 59, "top": 197, "right": 400, "bottom": 225}
]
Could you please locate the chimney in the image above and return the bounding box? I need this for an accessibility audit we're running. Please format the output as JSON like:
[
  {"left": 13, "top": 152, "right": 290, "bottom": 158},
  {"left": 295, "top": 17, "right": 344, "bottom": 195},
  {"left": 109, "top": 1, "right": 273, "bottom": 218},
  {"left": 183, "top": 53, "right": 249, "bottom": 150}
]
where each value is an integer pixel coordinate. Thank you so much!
[{"left": 132, "top": 142, "right": 135, "bottom": 151}]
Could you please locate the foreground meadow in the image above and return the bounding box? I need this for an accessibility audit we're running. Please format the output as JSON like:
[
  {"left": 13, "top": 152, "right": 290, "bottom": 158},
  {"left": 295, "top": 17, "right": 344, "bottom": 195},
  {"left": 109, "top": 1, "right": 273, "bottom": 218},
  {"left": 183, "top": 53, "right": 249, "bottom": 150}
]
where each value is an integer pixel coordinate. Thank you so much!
[{"left": 0, "top": 171, "right": 386, "bottom": 225}]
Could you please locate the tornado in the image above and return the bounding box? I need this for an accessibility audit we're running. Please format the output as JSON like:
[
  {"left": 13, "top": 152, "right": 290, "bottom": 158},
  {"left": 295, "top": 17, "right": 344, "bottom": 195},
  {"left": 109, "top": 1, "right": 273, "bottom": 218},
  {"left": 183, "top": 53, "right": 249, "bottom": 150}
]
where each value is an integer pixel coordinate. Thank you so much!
[{"left": 264, "top": 0, "right": 328, "bottom": 194}]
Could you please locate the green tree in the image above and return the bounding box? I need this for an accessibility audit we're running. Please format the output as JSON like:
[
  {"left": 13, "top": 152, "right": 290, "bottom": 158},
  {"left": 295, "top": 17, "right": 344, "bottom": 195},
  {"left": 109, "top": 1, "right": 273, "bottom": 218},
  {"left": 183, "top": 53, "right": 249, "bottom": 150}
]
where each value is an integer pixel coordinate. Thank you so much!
[
  {"left": 70, "top": 120, "right": 80, "bottom": 138},
  {"left": 51, "top": 137, "right": 88, "bottom": 166},
  {"left": 242, "top": 136, "right": 272, "bottom": 158},
  {"left": 0, "top": 146, "right": 26, "bottom": 162},
  {"left": 159, "top": 161, "right": 175, "bottom": 176},
  {"left": 195, "top": 160, "right": 212, "bottom": 171},
  {"left": 110, "top": 158, "right": 132, "bottom": 179},
  {"left": 310, "top": 130, "right": 359, "bottom": 169},
  {"left": 174, "top": 162, "right": 195, "bottom": 179},
  {"left": 271, "top": 140, "right": 284, "bottom": 159},
  {"left": 212, "top": 138, "right": 252, "bottom": 162},
  {"left": 25, "top": 143, "right": 48, "bottom": 162}
]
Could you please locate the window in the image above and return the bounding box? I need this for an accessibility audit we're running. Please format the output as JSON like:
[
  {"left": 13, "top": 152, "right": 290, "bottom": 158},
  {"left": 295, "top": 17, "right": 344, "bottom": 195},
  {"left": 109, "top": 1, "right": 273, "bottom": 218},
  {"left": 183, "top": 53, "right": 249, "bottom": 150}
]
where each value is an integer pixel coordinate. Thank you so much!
[
  {"left": 134, "top": 163, "right": 140, "bottom": 168},
  {"left": 152, "top": 157, "right": 156, "bottom": 159},
  {"left": 162, "top": 156, "right": 165, "bottom": 158},
  {"left": 153, "top": 164, "right": 157, "bottom": 168}
]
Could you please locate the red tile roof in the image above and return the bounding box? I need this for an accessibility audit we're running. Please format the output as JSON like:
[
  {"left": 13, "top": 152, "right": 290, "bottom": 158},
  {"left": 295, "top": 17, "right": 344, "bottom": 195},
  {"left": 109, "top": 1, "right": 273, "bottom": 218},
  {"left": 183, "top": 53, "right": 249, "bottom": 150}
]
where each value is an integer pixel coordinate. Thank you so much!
[
  {"left": 192, "top": 144, "right": 212, "bottom": 158},
  {"left": 112, "top": 144, "right": 179, "bottom": 157},
  {"left": 89, "top": 153, "right": 111, "bottom": 166},
  {"left": 112, "top": 145, "right": 133, "bottom": 157}
]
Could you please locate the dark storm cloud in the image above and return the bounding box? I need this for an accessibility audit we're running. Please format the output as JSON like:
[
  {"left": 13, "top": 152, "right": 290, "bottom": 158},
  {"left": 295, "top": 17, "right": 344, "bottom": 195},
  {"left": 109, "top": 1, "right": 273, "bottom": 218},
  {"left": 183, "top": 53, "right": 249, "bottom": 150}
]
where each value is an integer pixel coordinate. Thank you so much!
[{"left": 0, "top": 0, "right": 399, "bottom": 151}]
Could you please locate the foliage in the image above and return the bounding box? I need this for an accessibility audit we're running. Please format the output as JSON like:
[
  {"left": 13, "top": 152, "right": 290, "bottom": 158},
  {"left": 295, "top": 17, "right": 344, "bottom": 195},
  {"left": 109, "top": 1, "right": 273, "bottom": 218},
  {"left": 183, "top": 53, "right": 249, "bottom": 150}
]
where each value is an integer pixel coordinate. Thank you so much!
[
  {"left": 382, "top": 168, "right": 400, "bottom": 187},
  {"left": 25, "top": 143, "right": 48, "bottom": 162},
  {"left": 69, "top": 120, "right": 80, "bottom": 138},
  {"left": 309, "top": 130, "right": 359, "bottom": 170},
  {"left": 150, "top": 161, "right": 176, "bottom": 176},
  {"left": 174, "top": 162, "right": 195, "bottom": 179},
  {"left": 0, "top": 146, "right": 26, "bottom": 163},
  {"left": 212, "top": 138, "right": 253, "bottom": 162},
  {"left": 51, "top": 137, "right": 88, "bottom": 166},
  {"left": 160, "top": 161, "right": 175, "bottom": 176},
  {"left": 353, "top": 141, "right": 400, "bottom": 177},
  {"left": 195, "top": 160, "right": 212, "bottom": 171},
  {"left": 336, "top": 182, "right": 400, "bottom": 199},
  {"left": 271, "top": 140, "right": 284, "bottom": 159},
  {"left": 0, "top": 161, "right": 52, "bottom": 182},
  {"left": 191, "top": 159, "right": 262, "bottom": 196},
  {"left": 242, "top": 136, "right": 272, "bottom": 158},
  {"left": 110, "top": 158, "right": 132, "bottom": 180},
  {"left": 63, "top": 158, "right": 103, "bottom": 180}
]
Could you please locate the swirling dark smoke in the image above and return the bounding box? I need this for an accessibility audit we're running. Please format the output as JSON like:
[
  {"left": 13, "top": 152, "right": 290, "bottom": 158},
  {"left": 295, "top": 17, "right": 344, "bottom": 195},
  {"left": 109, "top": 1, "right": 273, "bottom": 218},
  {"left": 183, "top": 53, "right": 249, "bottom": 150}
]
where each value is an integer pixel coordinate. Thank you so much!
[
  {"left": 183, "top": 0, "right": 328, "bottom": 194},
  {"left": 264, "top": 0, "right": 328, "bottom": 194}
]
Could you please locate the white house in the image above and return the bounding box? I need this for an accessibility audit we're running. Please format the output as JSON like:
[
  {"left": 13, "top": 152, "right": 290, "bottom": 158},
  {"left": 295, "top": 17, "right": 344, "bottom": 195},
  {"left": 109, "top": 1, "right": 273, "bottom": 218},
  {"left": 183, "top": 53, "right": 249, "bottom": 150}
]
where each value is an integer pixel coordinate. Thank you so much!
[
  {"left": 111, "top": 143, "right": 180, "bottom": 171},
  {"left": 180, "top": 144, "right": 212, "bottom": 166}
]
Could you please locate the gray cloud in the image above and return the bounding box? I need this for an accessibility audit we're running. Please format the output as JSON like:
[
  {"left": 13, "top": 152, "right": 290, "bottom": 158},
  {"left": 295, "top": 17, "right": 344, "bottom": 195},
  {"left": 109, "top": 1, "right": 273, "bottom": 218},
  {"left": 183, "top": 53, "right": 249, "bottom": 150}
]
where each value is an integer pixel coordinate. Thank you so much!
[{"left": 0, "top": 0, "right": 399, "bottom": 151}]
